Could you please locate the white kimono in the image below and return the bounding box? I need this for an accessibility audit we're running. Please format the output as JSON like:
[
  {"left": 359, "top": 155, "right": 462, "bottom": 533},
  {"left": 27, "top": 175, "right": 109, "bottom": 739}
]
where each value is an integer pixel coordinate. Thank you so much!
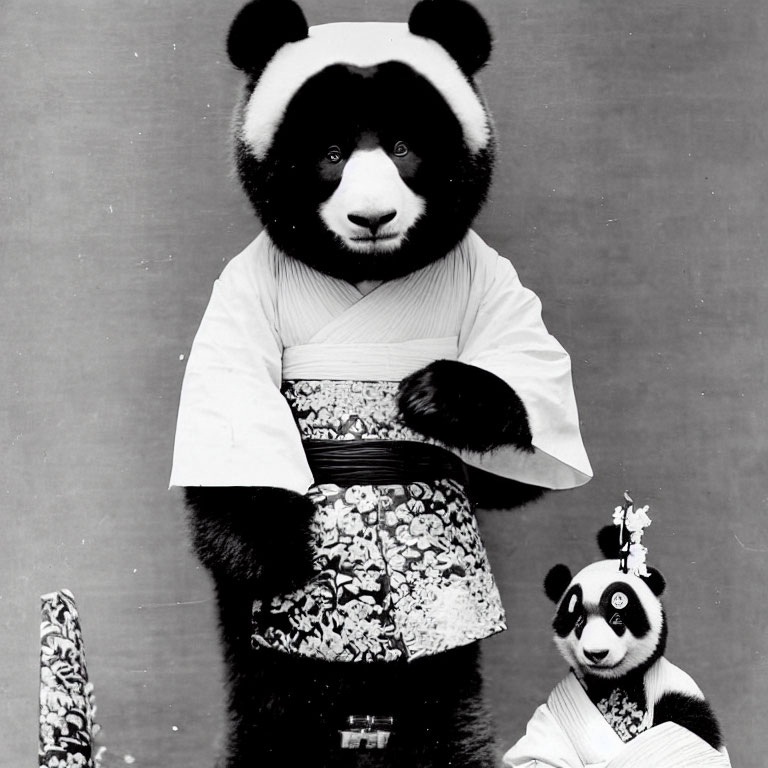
[
  {"left": 503, "top": 659, "right": 731, "bottom": 768},
  {"left": 170, "top": 229, "right": 592, "bottom": 492}
]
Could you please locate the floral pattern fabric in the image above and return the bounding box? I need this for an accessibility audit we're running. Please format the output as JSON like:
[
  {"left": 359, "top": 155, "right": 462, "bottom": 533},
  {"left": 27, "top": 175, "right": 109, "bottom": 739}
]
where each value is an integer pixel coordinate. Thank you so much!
[
  {"left": 252, "top": 379, "right": 506, "bottom": 662},
  {"left": 281, "top": 379, "right": 431, "bottom": 443},
  {"left": 252, "top": 479, "right": 506, "bottom": 662},
  {"left": 39, "top": 590, "right": 100, "bottom": 768},
  {"left": 595, "top": 688, "right": 650, "bottom": 743}
]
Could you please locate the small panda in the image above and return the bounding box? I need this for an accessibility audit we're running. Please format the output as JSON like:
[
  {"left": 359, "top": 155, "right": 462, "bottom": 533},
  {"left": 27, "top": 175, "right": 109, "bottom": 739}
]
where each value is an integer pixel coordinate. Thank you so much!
[{"left": 503, "top": 526, "right": 730, "bottom": 767}]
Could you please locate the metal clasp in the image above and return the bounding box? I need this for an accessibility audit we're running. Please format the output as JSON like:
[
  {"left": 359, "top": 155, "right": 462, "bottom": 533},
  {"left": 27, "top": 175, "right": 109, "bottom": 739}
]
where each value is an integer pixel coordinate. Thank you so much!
[{"left": 339, "top": 715, "right": 394, "bottom": 749}]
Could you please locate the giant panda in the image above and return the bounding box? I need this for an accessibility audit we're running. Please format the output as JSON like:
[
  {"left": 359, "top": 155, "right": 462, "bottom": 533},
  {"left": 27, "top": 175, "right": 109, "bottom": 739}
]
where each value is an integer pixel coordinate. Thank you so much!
[
  {"left": 171, "top": 1, "right": 592, "bottom": 766},
  {"left": 503, "top": 526, "right": 728, "bottom": 767}
]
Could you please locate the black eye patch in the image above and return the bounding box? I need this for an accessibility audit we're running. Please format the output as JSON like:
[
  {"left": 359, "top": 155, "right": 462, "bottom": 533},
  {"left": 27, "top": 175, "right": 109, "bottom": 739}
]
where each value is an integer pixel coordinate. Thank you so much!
[
  {"left": 599, "top": 582, "right": 650, "bottom": 638},
  {"left": 553, "top": 584, "right": 584, "bottom": 638}
]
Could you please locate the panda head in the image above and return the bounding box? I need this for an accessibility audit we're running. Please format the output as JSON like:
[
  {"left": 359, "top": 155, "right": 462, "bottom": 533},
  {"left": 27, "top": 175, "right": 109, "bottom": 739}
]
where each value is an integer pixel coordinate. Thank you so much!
[
  {"left": 227, "top": 0, "right": 495, "bottom": 283},
  {"left": 543, "top": 526, "right": 668, "bottom": 681}
]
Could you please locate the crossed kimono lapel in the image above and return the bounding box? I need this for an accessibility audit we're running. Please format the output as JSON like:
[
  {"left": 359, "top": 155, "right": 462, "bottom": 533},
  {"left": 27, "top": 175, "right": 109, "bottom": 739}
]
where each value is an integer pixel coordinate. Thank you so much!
[{"left": 547, "top": 672, "right": 626, "bottom": 766}]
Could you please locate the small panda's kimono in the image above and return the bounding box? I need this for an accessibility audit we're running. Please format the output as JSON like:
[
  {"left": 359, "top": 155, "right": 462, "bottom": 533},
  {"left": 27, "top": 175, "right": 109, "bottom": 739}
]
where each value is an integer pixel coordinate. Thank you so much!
[
  {"left": 503, "top": 658, "right": 732, "bottom": 768},
  {"left": 171, "top": 229, "right": 592, "bottom": 662}
]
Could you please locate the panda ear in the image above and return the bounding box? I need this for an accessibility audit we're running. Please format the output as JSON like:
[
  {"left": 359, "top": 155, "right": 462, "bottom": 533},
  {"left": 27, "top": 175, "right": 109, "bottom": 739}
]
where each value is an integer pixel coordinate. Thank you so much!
[
  {"left": 227, "top": 0, "right": 309, "bottom": 77},
  {"left": 544, "top": 564, "right": 572, "bottom": 603},
  {"left": 643, "top": 567, "right": 666, "bottom": 597},
  {"left": 597, "top": 525, "right": 622, "bottom": 559},
  {"left": 408, "top": 0, "right": 493, "bottom": 77}
]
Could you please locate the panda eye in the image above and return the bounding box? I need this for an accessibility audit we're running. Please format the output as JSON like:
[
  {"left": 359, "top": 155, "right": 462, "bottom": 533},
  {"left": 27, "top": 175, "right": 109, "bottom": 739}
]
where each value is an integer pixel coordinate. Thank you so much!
[
  {"left": 609, "top": 613, "right": 624, "bottom": 627},
  {"left": 574, "top": 614, "right": 586, "bottom": 631},
  {"left": 611, "top": 592, "right": 629, "bottom": 610},
  {"left": 393, "top": 141, "right": 409, "bottom": 157},
  {"left": 326, "top": 145, "right": 343, "bottom": 164}
]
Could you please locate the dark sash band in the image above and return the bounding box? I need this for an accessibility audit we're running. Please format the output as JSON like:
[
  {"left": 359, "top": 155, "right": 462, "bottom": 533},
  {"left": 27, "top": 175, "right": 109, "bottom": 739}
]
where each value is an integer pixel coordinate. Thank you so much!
[{"left": 303, "top": 440, "right": 467, "bottom": 486}]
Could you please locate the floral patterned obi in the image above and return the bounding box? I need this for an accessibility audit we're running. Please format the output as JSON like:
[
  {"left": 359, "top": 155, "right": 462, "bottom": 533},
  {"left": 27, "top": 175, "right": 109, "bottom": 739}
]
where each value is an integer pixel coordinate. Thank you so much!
[{"left": 250, "top": 380, "right": 507, "bottom": 663}]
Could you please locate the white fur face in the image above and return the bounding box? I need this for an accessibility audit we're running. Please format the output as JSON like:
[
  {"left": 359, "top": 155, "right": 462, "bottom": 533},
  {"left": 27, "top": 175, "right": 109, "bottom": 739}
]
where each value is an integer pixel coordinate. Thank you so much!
[
  {"left": 552, "top": 561, "right": 664, "bottom": 680},
  {"left": 318, "top": 147, "right": 426, "bottom": 254}
]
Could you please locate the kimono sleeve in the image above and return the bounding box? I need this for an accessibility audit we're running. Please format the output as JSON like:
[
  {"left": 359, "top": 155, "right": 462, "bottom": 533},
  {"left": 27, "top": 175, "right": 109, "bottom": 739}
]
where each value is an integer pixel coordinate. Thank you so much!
[
  {"left": 169, "top": 241, "right": 313, "bottom": 493},
  {"left": 503, "top": 704, "right": 587, "bottom": 768},
  {"left": 458, "top": 238, "right": 592, "bottom": 489}
]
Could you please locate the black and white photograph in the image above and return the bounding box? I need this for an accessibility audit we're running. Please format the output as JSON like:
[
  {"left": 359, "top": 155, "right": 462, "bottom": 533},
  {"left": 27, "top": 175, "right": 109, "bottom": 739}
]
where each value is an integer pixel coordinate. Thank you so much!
[{"left": 2, "top": 1, "right": 766, "bottom": 766}]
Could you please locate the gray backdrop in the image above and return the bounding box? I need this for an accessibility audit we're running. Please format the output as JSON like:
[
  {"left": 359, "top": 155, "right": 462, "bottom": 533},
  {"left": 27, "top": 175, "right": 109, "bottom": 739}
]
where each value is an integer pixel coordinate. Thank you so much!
[{"left": 2, "top": 1, "right": 766, "bottom": 765}]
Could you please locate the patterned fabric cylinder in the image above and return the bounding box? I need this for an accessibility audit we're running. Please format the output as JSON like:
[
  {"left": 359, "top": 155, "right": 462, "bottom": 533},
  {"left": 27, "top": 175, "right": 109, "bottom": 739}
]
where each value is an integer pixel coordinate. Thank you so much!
[{"left": 39, "top": 590, "right": 99, "bottom": 768}]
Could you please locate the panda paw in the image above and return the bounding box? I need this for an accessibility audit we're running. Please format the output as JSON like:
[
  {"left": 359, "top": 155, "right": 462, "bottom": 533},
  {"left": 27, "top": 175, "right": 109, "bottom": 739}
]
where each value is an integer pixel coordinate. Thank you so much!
[
  {"left": 184, "top": 486, "right": 316, "bottom": 596},
  {"left": 397, "top": 359, "right": 532, "bottom": 453}
]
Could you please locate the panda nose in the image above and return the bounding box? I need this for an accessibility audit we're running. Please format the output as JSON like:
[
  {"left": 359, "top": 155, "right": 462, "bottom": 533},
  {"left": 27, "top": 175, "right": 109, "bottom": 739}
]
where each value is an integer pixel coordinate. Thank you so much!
[
  {"left": 584, "top": 649, "right": 609, "bottom": 663},
  {"left": 348, "top": 210, "right": 397, "bottom": 235}
]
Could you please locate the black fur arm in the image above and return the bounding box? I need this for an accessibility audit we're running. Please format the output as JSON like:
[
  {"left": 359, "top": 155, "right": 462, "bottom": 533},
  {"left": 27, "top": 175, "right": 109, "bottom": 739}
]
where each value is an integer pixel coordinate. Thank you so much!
[
  {"left": 653, "top": 692, "right": 723, "bottom": 751},
  {"left": 465, "top": 466, "right": 544, "bottom": 510},
  {"left": 397, "top": 359, "right": 532, "bottom": 453},
  {"left": 184, "top": 486, "right": 316, "bottom": 596}
]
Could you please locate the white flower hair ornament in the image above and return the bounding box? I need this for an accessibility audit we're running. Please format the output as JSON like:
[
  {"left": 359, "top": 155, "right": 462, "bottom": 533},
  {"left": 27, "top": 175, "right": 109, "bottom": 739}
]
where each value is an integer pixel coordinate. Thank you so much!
[{"left": 611, "top": 490, "right": 652, "bottom": 577}]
